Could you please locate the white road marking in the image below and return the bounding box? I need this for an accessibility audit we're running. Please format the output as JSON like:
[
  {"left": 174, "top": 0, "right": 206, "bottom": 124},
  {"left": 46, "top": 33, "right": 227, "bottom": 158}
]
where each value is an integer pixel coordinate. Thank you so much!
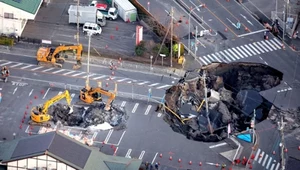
[
  {"left": 261, "top": 41, "right": 274, "bottom": 51},
  {"left": 10, "top": 63, "right": 22, "bottom": 68},
  {"left": 125, "top": 149, "right": 132, "bottom": 158},
  {"left": 266, "top": 156, "right": 273, "bottom": 169},
  {"left": 72, "top": 72, "right": 85, "bottom": 77},
  {"left": 209, "top": 142, "right": 227, "bottom": 148},
  {"left": 43, "top": 68, "right": 54, "bottom": 72},
  {"left": 106, "top": 77, "right": 116, "bottom": 80},
  {"left": 227, "top": 49, "right": 240, "bottom": 59},
  {"left": 93, "top": 75, "right": 106, "bottom": 80},
  {"left": 104, "top": 129, "right": 113, "bottom": 143},
  {"left": 257, "top": 41, "right": 269, "bottom": 52},
  {"left": 0, "top": 62, "right": 11, "bottom": 66},
  {"left": 92, "top": 132, "right": 98, "bottom": 140},
  {"left": 269, "top": 39, "right": 281, "bottom": 49},
  {"left": 156, "top": 85, "right": 171, "bottom": 89},
  {"left": 223, "top": 50, "right": 236, "bottom": 61},
  {"left": 29, "top": 89, "right": 34, "bottom": 96},
  {"left": 117, "top": 78, "right": 128, "bottom": 82},
  {"left": 157, "top": 113, "right": 162, "bottom": 117},
  {"left": 258, "top": 151, "right": 265, "bottom": 164},
  {"left": 232, "top": 47, "right": 244, "bottom": 58},
  {"left": 31, "top": 66, "right": 43, "bottom": 71},
  {"left": 113, "top": 147, "right": 118, "bottom": 156},
  {"left": 13, "top": 87, "right": 18, "bottom": 95},
  {"left": 132, "top": 103, "right": 139, "bottom": 113},
  {"left": 211, "top": 53, "right": 222, "bottom": 62},
  {"left": 253, "top": 42, "right": 265, "bottom": 53},
  {"left": 241, "top": 45, "right": 255, "bottom": 56},
  {"left": 121, "top": 101, "right": 126, "bottom": 107},
  {"left": 151, "top": 152, "right": 158, "bottom": 164},
  {"left": 248, "top": 43, "right": 261, "bottom": 54},
  {"left": 270, "top": 163, "right": 275, "bottom": 170},
  {"left": 235, "top": 47, "right": 248, "bottom": 58},
  {"left": 21, "top": 65, "right": 32, "bottom": 69},
  {"left": 203, "top": 56, "right": 212, "bottom": 63},
  {"left": 138, "top": 81, "right": 149, "bottom": 85},
  {"left": 265, "top": 40, "right": 278, "bottom": 50},
  {"left": 219, "top": 51, "right": 231, "bottom": 61},
  {"left": 148, "top": 83, "right": 159, "bottom": 87},
  {"left": 254, "top": 148, "right": 261, "bottom": 161},
  {"left": 117, "top": 131, "right": 126, "bottom": 145},
  {"left": 144, "top": 105, "right": 152, "bottom": 115},
  {"left": 273, "top": 38, "right": 282, "bottom": 45},
  {"left": 139, "top": 151, "right": 145, "bottom": 160},
  {"left": 63, "top": 71, "right": 75, "bottom": 75},
  {"left": 206, "top": 54, "right": 215, "bottom": 61},
  {"left": 52, "top": 69, "right": 65, "bottom": 74},
  {"left": 275, "top": 162, "right": 280, "bottom": 170},
  {"left": 200, "top": 57, "right": 208, "bottom": 65},
  {"left": 25, "top": 125, "right": 30, "bottom": 133},
  {"left": 262, "top": 154, "right": 268, "bottom": 166}
]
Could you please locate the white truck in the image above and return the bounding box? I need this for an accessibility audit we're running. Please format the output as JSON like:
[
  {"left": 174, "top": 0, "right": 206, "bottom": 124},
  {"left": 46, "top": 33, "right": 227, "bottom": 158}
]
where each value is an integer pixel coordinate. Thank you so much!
[
  {"left": 68, "top": 5, "right": 106, "bottom": 27},
  {"left": 113, "top": 0, "right": 137, "bottom": 22},
  {"left": 89, "top": 1, "right": 118, "bottom": 20}
]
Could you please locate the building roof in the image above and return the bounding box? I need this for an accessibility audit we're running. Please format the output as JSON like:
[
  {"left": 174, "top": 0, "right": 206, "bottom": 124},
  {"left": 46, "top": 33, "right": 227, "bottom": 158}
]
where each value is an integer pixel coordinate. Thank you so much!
[
  {"left": 0, "top": 0, "right": 42, "bottom": 14},
  {"left": 0, "top": 131, "right": 142, "bottom": 170}
]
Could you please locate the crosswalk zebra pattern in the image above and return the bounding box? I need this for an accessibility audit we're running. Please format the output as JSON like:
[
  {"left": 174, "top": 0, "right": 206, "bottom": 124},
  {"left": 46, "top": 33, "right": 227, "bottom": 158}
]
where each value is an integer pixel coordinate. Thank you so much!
[
  {"left": 253, "top": 148, "right": 281, "bottom": 170},
  {"left": 199, "top": 38, "right": 282, "bottom": 65},
  {"left": 0, "top": 60, "right": 172, "bottom": 90}
]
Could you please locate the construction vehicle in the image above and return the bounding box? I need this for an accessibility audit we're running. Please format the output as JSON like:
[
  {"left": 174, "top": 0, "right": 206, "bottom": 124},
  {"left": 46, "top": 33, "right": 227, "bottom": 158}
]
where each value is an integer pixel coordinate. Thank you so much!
[
  {"left": 29, "top": 90, "right": 72, "bottom": 127},
  {"left": 79, "top": 81, "right": 117, "bottom": 111},
  {"left": 36, "top": 44, "right": 83, "bottom": 69},
  {"left": 1, "top": 66, "right": 9, "bottom": 82}
]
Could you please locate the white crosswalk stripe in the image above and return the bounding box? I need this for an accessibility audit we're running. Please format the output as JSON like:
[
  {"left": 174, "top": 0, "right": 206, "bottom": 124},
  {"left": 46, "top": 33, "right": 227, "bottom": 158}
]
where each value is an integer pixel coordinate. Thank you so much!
[
  {"left": 219, "top": 51, "right": 231, "bottom": 62},
  {"left": 266, "top": 156, "right": 273, "bottom": 169},
  {"left": 211, "top": 54, "right": 222, "bottom": 62},
  {"left": 275, "top": 162, "right": 280, "bottom": 170},
  {"left": 270, "top": 163, "right": 275, "bottom": 170},
  {"left": 242, "top": 45, "right": 256, "bottom": 55},
  {"left": 262, "top": 154, "right": 268, "bottom": 166},
  {"left": 269, "top": 39, "right": 281, "bottom": 49},
  {"left": 253, "top": 42, "right": 265, "bottom": 53},
  {"left": 254, "top": 148, "right": 261, "bottom": 161},
  {"left": 199, "top": 57, "right": 208, "bottom": 65},
  {"left": 223, "top": 50, "right": 236, "bottom": 61},
  {"left": 235, "top": 46, "right": 248, "bottom": 57},
  {"left": 206, "top": 55, "right": 215, "bottom": 62},
  {"left": 273, "top": 37, "right": 282, "bottom": 46},
  {"left": 258, "top": 151, "right": 264, "bottom": 164},
  {"left": 261, "top": 41, "right": 274, "bottom": 51},
  {"left": 265, "top": 40, "right": 277, "bottom": 50},
  {"left": 227, "top": 49, "right": 240, "bottom": 59},
  {"left": 10, "top": 63, "right": 22, "bottom": 68},
  {"left": 257, "top": 41, "right": 269, "bottom": 52},
  {"left": 232, "top": 47, "right": 244, "bottom": 58}
]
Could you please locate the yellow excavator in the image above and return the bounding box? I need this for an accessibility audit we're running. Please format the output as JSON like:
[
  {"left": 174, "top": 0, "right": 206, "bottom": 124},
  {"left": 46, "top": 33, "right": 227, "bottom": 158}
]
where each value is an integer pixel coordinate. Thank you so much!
[
  {"left": 79, "top": 81, "right": 117, "bottom": 111},
  {"left": 29, "top": 90, "right": 72, "bottom": 127},
  {"left": 36, "top": 44, "right": 83, "bottom": 69}
]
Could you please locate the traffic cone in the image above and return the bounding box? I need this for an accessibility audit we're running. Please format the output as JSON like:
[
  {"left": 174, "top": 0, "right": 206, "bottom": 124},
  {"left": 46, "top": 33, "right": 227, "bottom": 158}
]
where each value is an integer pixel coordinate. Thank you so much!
[
  {"left": 29, "top": 131, "right": 32, "bottom": 136},
  {"left": 116, "top": 26, "right": 119, "bottom": 31},
  {"left": 216, "top": 163, "right": 219, "bottom": 167},
  {"left": 40, "top": 90, "right": 44, "bottom": 94},
  {"left": 21, "top": 118, "right": 24, "bottom": 123},
  {"left": 243, "top": 156, "right": 246, "bottom": 161},
  {"left": 159, "top": 153, "right": 162, "bottom": 158},
  {"left": 26, "top": 105, "right": 29, "bottom": 109},
  {"left": 273, "top": 151, "right": 276, "bottom": 155},
  {"left": 249, "top": 164, "right": 253, "bottom": 169},
  {"left": 266, "top": 36, "right": 269, "bottom": 40},
  {"left": 19, "top": 124, "right": 22, "bottom": 129},
  {"left": 225, "top": 28, "right": 228, "bottom": 32},
  {"left": 284, "top": 148, "right": 288, "bottom": 153},
  {"left": 178, "top": 158, "right": 181, "bottom": 163},
  {"left": 199, "top": 162, "right": 202, "bottom": 166},
  {"left": 203, "top": 4, "right": 206, "bottom": 8},
  {"left": 189, "top": 161, "right": 192, "bottom": 165},
  {"left": 245, "top": 27, "right": 249, "bottom": 31},
  {"left": 24, "top": 111, "right": 27, "bottom": 115},
  {"left": 112, "top": 71, "right": 115, "bottom": 76},
  {"left": 105, "top": 45, "right": 108, "bottom": 49},
  {"left": 169, "top": 156, "right": 172, "bottom": 161},
  {"left": 34, "top": 96, "right": 37, "bottom": 99},
  {"left": 251, "top": 154, "right": 255, "bottom": 159},
  {"left": 209, "top": 29, "right": 212, "bottom": 32},
  {"left": 298, "top": 146, "right": 300, "bottom": 150},
  {"left": 30, "top": 100, "right": 32, "bottom": 105},
  {"left": 186, "top": 20, "right": 189, "bottom": 24},
  {"left": 248, "top": 160, "right": 251, "bottom": 164}
]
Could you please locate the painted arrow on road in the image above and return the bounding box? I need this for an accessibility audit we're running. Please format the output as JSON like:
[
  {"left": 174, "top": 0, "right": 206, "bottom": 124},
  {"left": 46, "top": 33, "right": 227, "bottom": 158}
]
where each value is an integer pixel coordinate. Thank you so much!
[
  {"left": 227, "top": 18, "right": 237, "bottom": 28},
  {"left": 240, "top": 14, "right": 253, "bottom": 26}
]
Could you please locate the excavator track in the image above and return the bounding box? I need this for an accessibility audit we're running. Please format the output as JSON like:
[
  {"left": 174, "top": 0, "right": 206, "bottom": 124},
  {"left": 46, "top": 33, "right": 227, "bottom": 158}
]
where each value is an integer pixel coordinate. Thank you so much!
[
  {"left": 28, "top": 120, "right": 52, "bottom": 127},
  {"left": 38, "top": 61, "right": 62, "bottom": 68}
]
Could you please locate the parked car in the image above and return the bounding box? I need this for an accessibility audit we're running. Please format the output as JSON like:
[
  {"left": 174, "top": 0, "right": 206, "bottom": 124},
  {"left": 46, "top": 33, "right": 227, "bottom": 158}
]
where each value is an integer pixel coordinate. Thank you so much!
[{"left": 83, "top": 22, "right": 102, "bottom": 35}]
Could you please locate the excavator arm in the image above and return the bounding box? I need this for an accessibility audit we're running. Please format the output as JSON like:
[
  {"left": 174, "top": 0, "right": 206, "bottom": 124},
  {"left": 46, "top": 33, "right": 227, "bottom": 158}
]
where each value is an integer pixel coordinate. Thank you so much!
[
  {"left": 41, "top": 90, "right": 71, "bottom": 115},
  {"left": 51, "top": 44, "right": 83, "bottom": 69},
  {"left": 92, "top": 88, "right": 116, "bottom": 111}
]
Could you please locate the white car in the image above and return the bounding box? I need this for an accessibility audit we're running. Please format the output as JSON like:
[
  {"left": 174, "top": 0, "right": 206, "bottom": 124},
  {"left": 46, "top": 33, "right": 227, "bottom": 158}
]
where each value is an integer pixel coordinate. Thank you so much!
[{"left": 83, "top": 22, "right": 102, "bottom": 35}]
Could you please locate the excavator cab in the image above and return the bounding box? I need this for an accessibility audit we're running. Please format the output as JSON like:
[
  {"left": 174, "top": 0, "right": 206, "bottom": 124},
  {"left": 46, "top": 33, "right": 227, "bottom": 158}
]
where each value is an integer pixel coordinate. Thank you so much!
[{"left": 29, "top": 90, "right": 72, "bottom": 127}]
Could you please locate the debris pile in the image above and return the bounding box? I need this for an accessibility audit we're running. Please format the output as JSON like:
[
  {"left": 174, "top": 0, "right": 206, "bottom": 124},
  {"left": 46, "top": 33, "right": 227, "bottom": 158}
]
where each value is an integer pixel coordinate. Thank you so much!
[
  {"left": 48, "top": 102, "right": 128, "bottom": 130},
  {"left": 163, "top": 62, "right": 283, "bottom": 142}
]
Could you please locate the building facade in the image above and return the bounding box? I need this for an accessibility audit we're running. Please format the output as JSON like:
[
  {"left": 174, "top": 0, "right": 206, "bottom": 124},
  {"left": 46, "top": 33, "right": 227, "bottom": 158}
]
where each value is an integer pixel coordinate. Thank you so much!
[{"left": 0, "top": 0, "right": 42, "bottom": 36}]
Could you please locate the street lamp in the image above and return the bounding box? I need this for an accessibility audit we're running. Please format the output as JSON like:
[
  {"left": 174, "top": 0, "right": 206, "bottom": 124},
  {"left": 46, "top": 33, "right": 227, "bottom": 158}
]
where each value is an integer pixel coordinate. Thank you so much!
[
  {"left": 188, "top": 3, "right": 203, "bottom": 54},
  {"left": 150, "top": 55, "right": 153, "bottom": 70},
  {"left": 160, "top": 54, "right": 166, "bottom": 66},
  {"left": 86, "top": 31, "right": 92, "bottom": 87}
]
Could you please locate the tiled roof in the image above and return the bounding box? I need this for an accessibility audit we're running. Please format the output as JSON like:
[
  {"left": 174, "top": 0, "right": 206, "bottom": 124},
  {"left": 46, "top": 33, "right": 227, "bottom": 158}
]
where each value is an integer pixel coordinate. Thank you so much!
[{"left": 0, "top": 0, "right": 42, "bottom": 14}]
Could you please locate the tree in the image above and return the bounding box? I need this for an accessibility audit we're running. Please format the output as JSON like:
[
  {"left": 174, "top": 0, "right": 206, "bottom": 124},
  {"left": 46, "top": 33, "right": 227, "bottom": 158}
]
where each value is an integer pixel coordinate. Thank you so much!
[
  {"left": 135, "top": 41, "right": 146, "bottom": 56},
  {"left": 172, "top": 43, "right": 184, "bottom": 57},
  {"left": 152, "top": 43, "right": 169, "bottom": 57}
]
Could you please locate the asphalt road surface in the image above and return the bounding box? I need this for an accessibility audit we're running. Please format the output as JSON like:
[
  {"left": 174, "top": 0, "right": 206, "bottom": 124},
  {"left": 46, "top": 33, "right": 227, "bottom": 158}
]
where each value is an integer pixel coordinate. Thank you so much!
[{"left": 0, "top": 77, "right": 236, "bottom": 170}]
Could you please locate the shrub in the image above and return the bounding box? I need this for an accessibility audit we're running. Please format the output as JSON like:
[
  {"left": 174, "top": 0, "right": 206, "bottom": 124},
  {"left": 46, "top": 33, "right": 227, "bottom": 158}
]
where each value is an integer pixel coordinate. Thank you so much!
[{"left": 135, "top": 41, "right": 146, "bottom": 56}]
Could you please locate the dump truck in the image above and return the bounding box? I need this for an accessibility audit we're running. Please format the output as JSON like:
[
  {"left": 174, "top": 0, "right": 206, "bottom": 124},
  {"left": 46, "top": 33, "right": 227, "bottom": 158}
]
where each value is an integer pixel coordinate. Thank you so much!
[
  {"left": 113, "top": 0, "right": 137, "bottom": 22},
  {"left": 68, "top": 5, "right": 106, "bottom": 27}
]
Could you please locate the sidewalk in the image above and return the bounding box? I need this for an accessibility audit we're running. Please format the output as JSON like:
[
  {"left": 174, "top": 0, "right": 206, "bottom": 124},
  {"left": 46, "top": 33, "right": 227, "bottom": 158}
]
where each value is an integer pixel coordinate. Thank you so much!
[{"left": 0, "top": 43, "right": 186, "bottom": 78}]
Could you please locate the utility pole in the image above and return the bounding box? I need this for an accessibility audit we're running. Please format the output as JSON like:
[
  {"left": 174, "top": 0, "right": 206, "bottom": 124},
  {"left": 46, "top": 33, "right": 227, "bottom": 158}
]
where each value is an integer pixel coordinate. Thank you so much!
[
  {"left": 170, "top": 7, "right": 173, "bottom": 68},
  {"left": 194, "top": 26, "right": 198, "bottom": 55},
  {"left": 280, "top": 115, "right": 286, "bottom": 170},
  {"left": 251, "top": 109, "right": 256, "bottom": 144},
  {"left": 86, "top": 32, "right": 92, "bottom": 87},
  {"left": 282, "top": 0, "right": 289, "bottom": 43},
  {"left": 76, "top": 0, "right": 80, "bottom": 44},
  {"left": 203, "top": 71, "right": 212, "bottom": 133}
]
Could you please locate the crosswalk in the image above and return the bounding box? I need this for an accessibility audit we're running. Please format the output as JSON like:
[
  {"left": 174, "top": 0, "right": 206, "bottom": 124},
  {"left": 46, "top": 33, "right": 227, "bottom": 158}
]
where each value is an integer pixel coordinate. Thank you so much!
[
  {"left": 0, "top": 60, "right": 172, "bottom": 89},
  {"left": 253, "top": 148, "right": 281, "bottom": 170},
  {"left": 199, "top": 38, "right": 282, "bottom": 65}
]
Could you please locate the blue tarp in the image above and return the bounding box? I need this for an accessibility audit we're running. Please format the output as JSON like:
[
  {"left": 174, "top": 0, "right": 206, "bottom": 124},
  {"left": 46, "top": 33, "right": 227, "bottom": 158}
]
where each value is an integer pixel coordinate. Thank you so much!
[{"left": 237, "top": 133, "right": 252, "bottom": 143}]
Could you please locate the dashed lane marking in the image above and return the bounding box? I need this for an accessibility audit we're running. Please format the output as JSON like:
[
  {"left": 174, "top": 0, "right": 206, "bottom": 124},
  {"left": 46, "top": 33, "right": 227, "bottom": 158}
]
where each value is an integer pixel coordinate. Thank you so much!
[
  {"left": 144, "top": 105, "right": 152, "bottom": 115},
  {"left": 28, "top": 89, "right": 33, "bottom": 96},
  {"left": 104, "top": 129, "right": 113, "bottom": 143},
  {"left": 31, "top": 66, "right": 43, "bottom": 71},
  {"left": 43, "top": 68, "right": 54, "bottom": 72},
  {"left": 209, "top": 142, "right": 227, "bottom": 148},
  {"left": 52, "top": 69, "right": 66, "bottom": 74},
  {"left": 63, "top": 71, "right": 75, "bottom": 75},
  {"left": 151, "top": 152, "right": 158, "bottom": 164},
  {"left": 42, "top": 88, "right": 50, "bottom": 99},
  {"left": 132, "top": 103, "right": 139, "bottom": 113},
  {"left": 13, "top": 87, "right": 18, "bottom": 95}
]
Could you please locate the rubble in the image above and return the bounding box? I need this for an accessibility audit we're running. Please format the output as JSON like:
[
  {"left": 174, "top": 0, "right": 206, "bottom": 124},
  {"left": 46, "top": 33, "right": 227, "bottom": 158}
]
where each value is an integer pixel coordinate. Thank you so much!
[
  {"left": 162, "top": 62, "right": 284, "bottom": 142},
  {"left": 48, "top": 102, "right": 128, "bottom": 131}
]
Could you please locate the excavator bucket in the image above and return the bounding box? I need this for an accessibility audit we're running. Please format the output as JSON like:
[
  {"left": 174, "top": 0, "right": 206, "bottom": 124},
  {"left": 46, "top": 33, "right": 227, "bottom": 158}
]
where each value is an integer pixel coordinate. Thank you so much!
[{"left": 68, "top": 105, "right": 74, "bottom": 114}]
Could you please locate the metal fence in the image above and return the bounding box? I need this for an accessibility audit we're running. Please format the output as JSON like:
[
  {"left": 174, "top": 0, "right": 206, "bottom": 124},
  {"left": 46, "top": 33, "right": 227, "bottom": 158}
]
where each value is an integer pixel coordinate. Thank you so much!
[{"left": 271, "top": 11, "right": 298, "bottom": 38}]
